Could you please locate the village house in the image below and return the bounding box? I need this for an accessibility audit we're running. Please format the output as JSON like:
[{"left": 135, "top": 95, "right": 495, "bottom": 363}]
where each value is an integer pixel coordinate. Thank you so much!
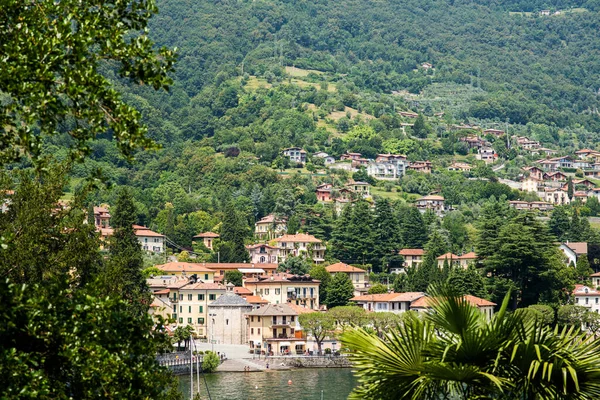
[
  {"left": 244, "top": 274, "right": 321, "bottom": 310},
  {"left": 273, "top": 233, "right": 326, "bottom": 264},
  {"left": 407, "top": 161, "right": 432, "bottom": 174},
  {"left": 193, "top": 231, "right": 219, "bottom": 250},
  {"left": 367, "top": 160, "right": 406, "bottom": 179},
  {"left": 543, "top": 171, "right": 567, "bottom": 182},
  {"left": 572, "top": 284, "right": 600, "bottom": 315},
  {"left": 588, "top": 188, "right": 600, "bottom": 201},
  {"left": 477, "top": 147, "right": 496, "bottom": 164},
  {"left": 549, "top": 156, "right": 574, "bottom": 169},
  {"left": 247, "top": 243, "right": 279, "bottom": 264},
  {"left": 207, "top": 283, "right": 253, "bottom": 345},
  {"left": 315, "top": 183, "right": 333, "bottom": 202},
  {"left": 410, "top": 295, "right": 496, "bottom": 320},
  {"left": 460, "top": 135, "right": 485, "bottom": 149},
  {"left": 351, "top": 158, "right": 370, "bottom": 168},
  {"left": 247, "top": 304, "right": 305, "bottom": 356},
  {"left": 205, "top": 263, "right": 277, "bottom": 279},
  {"left": 376, "top": 154, "right": 407, "bottom": 163},
  {"left": 483, "top": 128, "right": 505, "bottom": 137},
  {"left": 447, "top": 162, "right": 472, "bottom": 172},
  {"left": 282, "top": 147, "right": 307, "bottom": 165},
  {"left": 93, "top": 206, "right": 111, "bottom": 228},
  {"left": 436, "top": 252, "right": 477, "bottom": 269},
  {"left": 416, "top": 195, "right": 447, "bottom": 216},
  {"left": 538, "top": 148, "right": 558, "bottom": 157},
  {"left": 399, "top": 249, "right": 425, "bottom": 267},
  {"left": 574, "top": 191, "right": 589, "bottom": 203},
  {"left": 155, "top": 262, "right": 216, "bottom": 281},
  {"left": 509, "top": 201, "right": 531, "bottom": 211},
  {"left": 399, "top": 111, "right": 419, "bottom": 118},
  {"left": 520, "top": 140, "right": 541, "bottom": 150},
  {"left": 559, "top": 242, "right": 588, "bottom": 266},
  {"left": 421, "top": 62, "right": 433, "bottom": 70},
  {"left": 346, "top": 181, "right": 371, "bottom": 197},
  {"left": 521, "top": 177, "right": 541, "bottom": 193},
  {"left": 543, "top": 188, "right": 570, "bottom": 205},
  {"left": 536, "top": 159, "right": 559, "bottom": 172},
  {"left": 350, "top": 292, "right": 426, "bottom": 313},
  {"left": 312, "top": 151, "right": 335, "bottom": 164},
  {"left": 574, "top": 159, "right": 591, "bottom": 169},
  {"left": 575, "top": 149, "right": 600, "bottom": 160},
  {"left": 134, "top": 225, "right": 166, "bottom": 253},
  {"left": 340, "top": 152, "right": 363, "bottom": 161},
  {"left": 563, "top": 179, "right": 596, "bottom": 190},
  {"left": 591, "top": 272, "right": 600, "bottom": 288},
  {"left": 254, "top": 214, "right": 287, "bottom": 240},
  {"left": 326, "top": 262, "right": 369, "bottom": 296},
  {"left": 529, "top": 201, "right": 554, "bottom": 212},
  {"left": 523, "top": 166, "right": 545, "bottom": 181}
]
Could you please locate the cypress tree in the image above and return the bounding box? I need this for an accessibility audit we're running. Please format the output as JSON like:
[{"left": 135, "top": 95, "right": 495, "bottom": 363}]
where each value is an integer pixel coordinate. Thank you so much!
[
  {"left": 373, "top": 199, "right": 401, "bottom": 270},
  {"left": 401, "top": 207, "right": 428, "bottom": 249},
  {"left": 217, "top": 202, "right": 250, "bottom": 263},
  {"left": 107, "top": 188, "right": 148, "bottom": 316}
]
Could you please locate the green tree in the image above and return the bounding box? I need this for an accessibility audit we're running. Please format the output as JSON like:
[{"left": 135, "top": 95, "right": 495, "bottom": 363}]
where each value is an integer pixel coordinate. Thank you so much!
[
  {"left": 567, "top": 177, "right": 574, "bottom": 200},
  {"left": 176, "top": 251, "right": 192, "bottom": 262},
  {"left": 576, "top": 255, "right": 593, "bottom": 283},
  {"left": 105, "top": 188, "right": 148, "bottom": 317},
  {"left": 342, "top": 287, "right": 600, "bottom": 400},
  {"left": 367, "top": 283, "right": 389, "bottom": 294},
  {"left": 0, "top": 0, "right": 175, "bottom": 164},
  {"left": 411, "top": 114, "right": 431, "bottom": 139},
  {"left": 525, "top": 304, "right": 555, "bottom": 327},
  {"left": 287, "top": 214, "right": 300, "bottom": 235},
  {"left": 327, "top": 273, "right": 355, "bottom": 308},
  {"left": 400, "top": 207, "right": 428, "bottom": 249},
  {"left": 309, "top": 265, "right": 332, "bottom": 304},
  {"left": 373, "top": 199, "right": 401, "bottom": 270},
  {"left": 557, "top": 305, "right": 589, "bottom": 328},
  {"left": 329, "top": 306, "right": 367, "bottom": 332},
  {"left": 548, "top": 206, "right": 571, "bottom": 241},
  {"left": 215, "top": 202, "right": 249, "bottom": 263},
  {"left": 278, "top": 256, "right": 310, "bottom": 275},
  {"left": 224, "top": 270, "right": 243, "bottom": 286},
  {"left": 409, "top": 230, "right": 448, "bottom": 292},
  {"left": 446, "top": 265, "right": 487, "bottom": 298},
  {"left": 202, "top": 351, "right": 220, "bottom": 373},
  {"left": 0, "top": 279, "right": 180, "bottom": 399},
  {"left": 298, "top": 312, "right": 335, "bottom": 355}
]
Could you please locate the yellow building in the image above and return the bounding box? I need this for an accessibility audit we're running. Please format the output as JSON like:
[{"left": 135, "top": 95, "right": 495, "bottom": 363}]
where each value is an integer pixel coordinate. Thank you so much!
[
  {"left": 247, "top": 304, "right": 306, "bottom": 356},
  {"left": 243, "top": 273, "right": 320, "bottom": 310},
  {"left": 171, "top": 281, "right": 226, "bottom": 337},
  {"left": 325, "top": 262, "right": 368, "bottom": 297}
]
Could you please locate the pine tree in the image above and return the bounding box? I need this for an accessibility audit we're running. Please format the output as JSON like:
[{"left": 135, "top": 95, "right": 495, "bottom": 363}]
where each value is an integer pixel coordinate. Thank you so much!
[
  {"left": 87, "top": 202, "right": 95, "bottom": 226},
  {"left": 217, "top": 202, "right": 250, "bottom": 263},
  {"left": 567, "top": 177, "right": 574, "bottom": 200},
  {"left": 475, "top": 198, "right": 512, "bottom": 259},
  {"left": 401, "top": 207, "right": 428, "bottom": 249},
  {"left": 309, "top": 265, "right": 332, "bottom": 304},
  {"left": 569, "top": 208, "right": 583, "bottom": 242},
  {"left": 446, "top": 265, "right": 487, "bottom": 298},
  {"left": 330, "top": 203, "right": 354, "bottom": 261},
  {"left": 287, "top": 214, "right": 300, "bottom": 235},
  {"left": 549, "top": 206, "right": 570, "bottom": 241},
  {"left": 373, "top": 199, "right": 401, "bottom": 271},
  {"left": 576, "top": 255, "right": 593, "bottom": 284},
  {"left": 107, "top": 188, "right": 148, "bottom": 316},
  {"left": 345, "top": 200, "right": 376, "bottom": 266},
  {"left": 327, "top": 273, "right": 355, "bottom": 308},
  {"left": 411, "top": 114, "right": 430, "bottom": 138},
  {"left": 408, "top": 229, "right": 448, "bottom": 291}
]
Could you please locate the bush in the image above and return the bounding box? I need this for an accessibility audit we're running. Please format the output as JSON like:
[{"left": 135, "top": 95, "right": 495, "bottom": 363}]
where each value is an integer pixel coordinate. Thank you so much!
[
  {"left": 202, "top": 351, "right": 220, "bottom": 373},
  {"left": 324, "top": 348, "right": 332, "bottom": 355}
]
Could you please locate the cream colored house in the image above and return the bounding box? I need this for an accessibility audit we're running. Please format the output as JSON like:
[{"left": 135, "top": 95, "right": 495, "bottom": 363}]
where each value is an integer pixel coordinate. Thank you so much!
[
  {"left": 172, "top": 282, "right": 226, "bottom": 337},
  {"left": 397, "top": 249, "right": 425, "bottom": 271},
  {"left": 193, "top": 231, "right": 219, "bottom": 250},
  {"left": 326, "top": 262, "right": 368, "bottom": 296},
  {"left": 247, "top": 304, "right": 305, "bottom": 356},
  {"left": 273, "top": 233, "right": 326, "bottom": 264},
  {"left": 254, "top": 214, "right": 287, "bottom": 240},
  {"left": 415, "top": 195, "right": 447, "bottom": 216},
  {"left": 244, "top": 273, "right": 320, "bottom": 310},
  {"left": 134, "top": 225, "right": 166, "bottom": 253},
  {"left": 350, "top": 292, "right": 426, "bottom": 313}
]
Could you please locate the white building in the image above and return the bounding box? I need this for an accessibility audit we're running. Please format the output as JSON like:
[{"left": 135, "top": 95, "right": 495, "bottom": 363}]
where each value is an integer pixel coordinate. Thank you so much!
[
  {"left": 573, "top": 284, "right": 600, "bottom": 314},
  {"left": 282, "top": 147, "right": 307, "bottom": 165},
  {"left": 273, "top": 233, "right": 326, "bottom": 264},
  {"left": 559, "top": 242, "right": 588, "bottom": 266},
  {"left": 415, "top": 195, "right": 447, "bottom": 216},
  {"left": 350, "top": 292, "right": 426, "bottom": 313},
  {"left": 207, "top": 283, "right": 253, "bottom": 345},
  {"left": 134, "top": 225, "right": 166, "bottom": 253}
]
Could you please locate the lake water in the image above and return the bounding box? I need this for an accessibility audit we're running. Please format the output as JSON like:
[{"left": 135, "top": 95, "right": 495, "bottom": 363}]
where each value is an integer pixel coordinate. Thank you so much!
[{"left": 178, "top": 368, "right": 356, "bottom": 400}]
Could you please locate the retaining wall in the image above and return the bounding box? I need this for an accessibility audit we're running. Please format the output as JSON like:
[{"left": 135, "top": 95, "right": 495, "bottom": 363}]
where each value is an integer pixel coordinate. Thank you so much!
[{"left": 268, "top": 355, "right": 352, "bottom": 368}]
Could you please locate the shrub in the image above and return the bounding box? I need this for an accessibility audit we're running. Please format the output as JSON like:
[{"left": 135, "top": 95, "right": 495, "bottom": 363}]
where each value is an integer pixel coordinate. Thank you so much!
[{"left": 202, "top": 351, "right": 220, "bottom": 373}]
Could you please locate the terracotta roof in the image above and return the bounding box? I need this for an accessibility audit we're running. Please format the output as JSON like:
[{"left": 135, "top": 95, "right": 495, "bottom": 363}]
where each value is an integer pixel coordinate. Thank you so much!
[
  {"left": 458, "top": 252, "right": 477, "bottom": 260},
  {"left": 273, "top": 234, "right": 322, "bottom": 243},
  {"left": 326, "top": 262, "right": 366, "bottom": 273},
  {"left": 156, "top": 262, "right": 215, "bottom": 273},
  {"left": 563, "top": 242, "right": 588, "bottom": 255},
  {"left": 134, "top": 226, "right": 164, "bottom": 237},
  {"left": 194, "top": 231, "right": 220, "bottom": 238},
  {"left": 417, "top": 195, "right": 445, "bottom": 201},
  {"left": 572, "top": 284, "right": 600, "bottom": 296},
  {"left": 180, "top": 282, "right": 225, "bottom": 290},
  {"left": 350, "top": 292, "right": 425, "bottom": 303},
  {"left": 256, "top": 214, "right": 286, "bottom": 224},
  {"left": 234, "top": 287, "right": 253, "bottom": 295},
  {"left": 399, "top": 249, "right": 425, "bottom": 256},
  {"left": 203, "top": 263, "right": 278, "bottom": 271},
  {"left": 245, "top": 273, "right": 320, "bottom": 284},
  {"left": 242, "top": 295, "right": 269, "bottom": 304},
  {"left": 153, "top": 289, "right": 170, "bottom": 295},
  {"left": 410, "top": 295, "right": 496, "bottom": 308},
  {"left": 590, "top": 272, "right": 600, "bottom": 277},
  {"left": 436, "top": 252, "right": 458, "bottom": 261},
  {"left": 246, "top": 243, "right": 277, "bottom": 250},
  {"left": 287, "top": 303, "right": 315, "bottom": 315}
]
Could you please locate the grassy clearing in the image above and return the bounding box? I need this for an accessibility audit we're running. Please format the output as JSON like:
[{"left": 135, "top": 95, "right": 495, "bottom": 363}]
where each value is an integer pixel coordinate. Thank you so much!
[
  {"left": 329, "top": 106, "right": 375, "bottom": 121},
  {"left": 285, "top": 66, "right": 324, "bottom": 77}
]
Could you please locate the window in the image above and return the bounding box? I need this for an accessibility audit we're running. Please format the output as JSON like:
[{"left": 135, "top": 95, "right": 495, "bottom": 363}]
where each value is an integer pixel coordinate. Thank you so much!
[
  {"left": 188, "top": 318, "right": 192, "bottom": 323},
  {"left": 173, "top": 314, "right": 177, "bottom": 320},
  {"left": 291, "top": 316, "right": 295, "bottom": 322},
  {"left": 179, "top": 294, "right": 183, "bottom": 300},
  {"left": 199, "top": 306, "right": 203, "bottom": 313},
  {"left": 198, "top": 294, "right": 204, "bottom": 301},
  {"left": 188, "top": 294, "right": 192, "bottom": 301},
  {"left": 226, "top": 319, "right": 229, "bottom": 326},
  {"left": 596, "top": 298, "right": 599, "bottom": 304},
  {"left": 275, "top": 288, "right": 280, "bottom": 295},
  {"left": 257, "top": 328, "right": 260, "bottom": 334},
  {"left": 209, "top": 294, "right": 216, "bottom": 301},
  {"left": 258, "top": 317, "right": 261, "bottom": 322},
  {"left": 188, "top": 306, "right": 192, "bottom": 313},
  {"left": 265, "top": 289, "right": 270, "bottom": 295},
  {"left": 251, "top": 328, "right": 254, "bottom": 334},
  {"left": 586, "top": 298, "right": 589, "bottom": 305},
  {"left": 179, "top": 306, "right": 182, "bottom": 313},
  {"left": 172, "top": 305, "right": 176, "bottom": 312},
  {"left": 144, "top": 238, "right": 148, "bottom": 243},
  {"left": 576, "top": 298, "right": 579, "bottom": 303},
  {"left": 199, "top": 318, "right": 205, "bottom": 324},
  {"left": 178, "top": 318, "right": 183, "bottom": 323},
  {"left": 205, "top": 274, "right": 209, "bottom": 280}
]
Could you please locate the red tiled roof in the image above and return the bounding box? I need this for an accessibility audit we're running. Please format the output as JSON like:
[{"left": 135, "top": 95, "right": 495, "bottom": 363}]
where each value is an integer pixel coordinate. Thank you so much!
[
  {"left": 181, "top": 282, "right": 225, "bottom": 290},
  {"left": 410, "top": 295, "right": 496, "bottom": 308},
  {"left": 242, "top": 295, "right": 269, "bottom": 304},
  {"left": 234, "top": 287, "right": 253, "bottom": 295},
  {"left": 436, "top": 252, "right": 458, "bottom": 261},
  {"left": 563, "top": 242, "right": 588, "bottom": 255},
  {"left": 458, "top": 252, "right": 477, "bottom": 260},
  {"left": 273, "top": 234, "right": 322, "bottom": 243},
  {"left": 417, "top": 195, "right": 444, "bottom": 201},
  {"left": 287, "top": 303, "right": 314, "bottom": 314},
  {"left": 203, "top": 263, "right": 278, "bottom": 271},
  {"left": 153, "top": 289, "right": 170, "bottom": 295},
  {"left": 399, "top": 249, "right": 425, "bottom": 256},
  {"left": 326, "top": 262, "right": 366, "bottom": 273},
  {"left": 156, "top": 262, "right": 215, "bottom": 273},
  {"left": 194, "top": 231, "right": 220, "bottom": 238}
]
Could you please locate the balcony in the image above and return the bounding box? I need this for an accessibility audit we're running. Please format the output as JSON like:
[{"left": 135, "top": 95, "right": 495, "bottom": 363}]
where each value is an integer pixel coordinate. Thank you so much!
[
  {"left": 270, "top": 322, "right": 292, "bottom": 328},
  {"left": 171, "top": 297, "right": 178, "bottom": 303}
]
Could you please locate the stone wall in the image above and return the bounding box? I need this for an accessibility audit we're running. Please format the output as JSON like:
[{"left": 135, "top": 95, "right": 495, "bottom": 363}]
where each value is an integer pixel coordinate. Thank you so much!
[{"left": 269, "top": 355, "right": 352, "bottom": 368}]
